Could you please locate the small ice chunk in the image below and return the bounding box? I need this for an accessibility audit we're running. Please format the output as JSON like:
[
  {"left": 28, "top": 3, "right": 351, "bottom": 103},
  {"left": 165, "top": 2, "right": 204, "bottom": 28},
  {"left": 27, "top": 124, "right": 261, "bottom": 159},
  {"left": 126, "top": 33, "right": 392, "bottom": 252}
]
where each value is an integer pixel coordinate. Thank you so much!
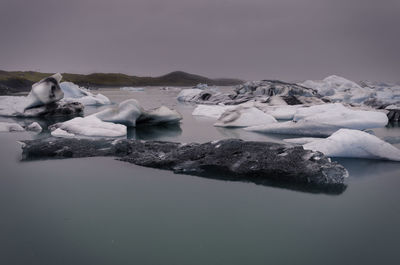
[
  {"left": 0, "top": 122, "right": 25, "bottom": 132},
  {"left": 303, "top": 129, "right": 400, "bottom": 161},
  {"left": 177, "top": 89, "right": 203, "bottom": 102},
  {"left": 60, "top": 82, "right": 111, "bottom": 106}
]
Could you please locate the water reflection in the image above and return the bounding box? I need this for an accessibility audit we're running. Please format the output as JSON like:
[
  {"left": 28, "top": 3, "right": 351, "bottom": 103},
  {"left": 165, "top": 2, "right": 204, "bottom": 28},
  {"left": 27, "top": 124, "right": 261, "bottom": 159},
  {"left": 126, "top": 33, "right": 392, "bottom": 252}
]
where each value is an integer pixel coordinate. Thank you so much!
[{"left": 127, "top": 123, "right": 182, "bottom": 140}]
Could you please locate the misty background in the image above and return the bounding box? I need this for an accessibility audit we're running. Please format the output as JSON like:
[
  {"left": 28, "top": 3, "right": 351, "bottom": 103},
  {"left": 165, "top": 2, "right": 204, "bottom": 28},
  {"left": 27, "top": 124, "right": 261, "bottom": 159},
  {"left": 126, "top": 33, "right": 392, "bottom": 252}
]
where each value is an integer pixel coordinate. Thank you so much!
[{"left": 0, "top": 0, "right": 399, "bottom": 82}]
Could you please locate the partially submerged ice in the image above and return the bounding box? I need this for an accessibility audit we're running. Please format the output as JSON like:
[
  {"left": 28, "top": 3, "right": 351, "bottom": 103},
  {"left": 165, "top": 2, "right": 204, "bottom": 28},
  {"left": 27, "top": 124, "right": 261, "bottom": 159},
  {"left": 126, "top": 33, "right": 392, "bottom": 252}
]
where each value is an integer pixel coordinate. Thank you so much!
[
  {"left": 303, "top": 129, "right": 400, "bottom": 161},
  {"left": 20, "top": 138, "right": 349, "bottom": 193}
]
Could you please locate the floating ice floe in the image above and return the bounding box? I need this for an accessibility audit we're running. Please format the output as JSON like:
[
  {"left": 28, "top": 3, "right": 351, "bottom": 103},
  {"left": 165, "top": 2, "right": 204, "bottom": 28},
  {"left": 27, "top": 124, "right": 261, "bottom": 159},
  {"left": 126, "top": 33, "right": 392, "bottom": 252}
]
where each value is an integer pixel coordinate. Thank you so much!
[
  {"left": 50, "top": 116, "right": 127, "bottom": 138},
  {"left": 303, "top": 129, "right": 400, "bottom": 161},
  {"left": 120, "top": 87, "right": 145, "bottom": 92},
  {"left": 246, "top": 103, "right": 388, "bottom": 136},
  {"left": 0, "top": 122, "right": 25, "bottom": 132},
  {"left": 139, "top": 106, "right": 183, "bottom": 125},
  {"left": 284, "top": 137, "right": 325, "bottom": 145},
  {"left": 214, "top": 107, "right": 277, "bottom": 128},
  {"left": 177, "top": 89, "right": 203, "bottom": 102},
  {"left": 60, "top": 82, "right": 111, "bottom": 106}
]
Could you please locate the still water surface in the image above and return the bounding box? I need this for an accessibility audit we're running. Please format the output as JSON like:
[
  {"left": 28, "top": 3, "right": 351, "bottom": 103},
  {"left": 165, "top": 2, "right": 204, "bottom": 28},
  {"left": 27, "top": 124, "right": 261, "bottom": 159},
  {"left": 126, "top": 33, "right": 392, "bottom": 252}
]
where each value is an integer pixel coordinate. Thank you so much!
[{"left": 0, "top": 88, "right": 399, "bottom": 265}]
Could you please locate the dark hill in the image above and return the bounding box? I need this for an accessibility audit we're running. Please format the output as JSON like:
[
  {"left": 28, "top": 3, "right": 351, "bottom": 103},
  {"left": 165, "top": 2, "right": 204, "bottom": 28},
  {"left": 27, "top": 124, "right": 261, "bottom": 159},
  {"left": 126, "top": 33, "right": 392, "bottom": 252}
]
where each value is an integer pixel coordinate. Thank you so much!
[{"left": 0, "top": 70, "right": 243, "bottom": 94}]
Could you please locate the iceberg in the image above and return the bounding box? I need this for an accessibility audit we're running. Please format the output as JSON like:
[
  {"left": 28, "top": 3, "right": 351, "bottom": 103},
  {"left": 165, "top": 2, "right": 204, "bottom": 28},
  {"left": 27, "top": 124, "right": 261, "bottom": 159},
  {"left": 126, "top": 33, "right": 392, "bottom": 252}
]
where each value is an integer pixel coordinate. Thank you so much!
[
  {"left": 26, "top": 122, "right": 42, "bottom": 132},
  {"left": 214, "top": 107, "right": 277, "bottom": 128},
  {"left": 60, "top": 82, "right": 111, "bottom": 106},
  {"left": 24, "top": 73, "right": 64, "bottom": 110},
  {"left": 93, "top": 99, "right": 144, "bottom": 126},
  {"left": 303, "top": 129, "right": 400, "bottom": 161},
  {"left": 177, "top": 88, "right": 203, "bottom": 102},
  {"left": 93, "top": 99, "right": 182, "bottom": 126}
]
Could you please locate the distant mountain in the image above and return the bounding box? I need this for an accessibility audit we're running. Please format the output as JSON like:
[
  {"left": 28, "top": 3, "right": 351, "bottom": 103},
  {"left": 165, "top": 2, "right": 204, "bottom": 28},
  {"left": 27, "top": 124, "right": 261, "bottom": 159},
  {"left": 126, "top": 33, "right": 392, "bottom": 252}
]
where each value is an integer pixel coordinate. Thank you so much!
[{"left": 0, "top": 70, "right": 243, "bottom": 94}]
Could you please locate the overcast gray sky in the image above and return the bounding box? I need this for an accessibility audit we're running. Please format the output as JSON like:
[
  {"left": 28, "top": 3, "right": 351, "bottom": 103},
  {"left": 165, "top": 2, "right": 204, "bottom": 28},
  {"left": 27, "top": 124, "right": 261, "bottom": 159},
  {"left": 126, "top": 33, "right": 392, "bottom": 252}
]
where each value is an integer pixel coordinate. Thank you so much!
[{"left": 0, "top": 0, "right": 399, "bottom": 81}]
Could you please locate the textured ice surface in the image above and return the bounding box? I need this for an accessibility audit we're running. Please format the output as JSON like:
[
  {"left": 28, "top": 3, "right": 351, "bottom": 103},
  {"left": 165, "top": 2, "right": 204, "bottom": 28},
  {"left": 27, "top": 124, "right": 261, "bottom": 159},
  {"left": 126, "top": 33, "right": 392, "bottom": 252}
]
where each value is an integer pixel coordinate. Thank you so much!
[
  {"left": 303, "top": 129, "right": 400, "bottom": 161},
  {"left": 94, "top": 99, "right": 144, "bottom": 126},
  {"left": 176, "top": 89, "right": 203, "bottom": 102},
  {"left": 192, "top": 105, "right": 234, "bottom": 119}
]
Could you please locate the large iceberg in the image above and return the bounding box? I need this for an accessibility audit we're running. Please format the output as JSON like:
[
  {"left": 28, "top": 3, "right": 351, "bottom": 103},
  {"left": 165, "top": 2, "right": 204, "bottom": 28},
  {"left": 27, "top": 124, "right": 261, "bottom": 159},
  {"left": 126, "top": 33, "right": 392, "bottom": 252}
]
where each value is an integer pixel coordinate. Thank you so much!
[
  {"left": 60, "top": 82, "right": 111, "bottom": 106},
  {"left": 246, "top": 103, "right": 388, "bottom": 136},
  {"left": 214, "top": 107, "right": 277, "bottom": 128},
  {"left": 192, "top": 105, "right": 235, "bottom": 119},
  {"left": 303, "top": 129, "right": 400, "bottom": 161}
]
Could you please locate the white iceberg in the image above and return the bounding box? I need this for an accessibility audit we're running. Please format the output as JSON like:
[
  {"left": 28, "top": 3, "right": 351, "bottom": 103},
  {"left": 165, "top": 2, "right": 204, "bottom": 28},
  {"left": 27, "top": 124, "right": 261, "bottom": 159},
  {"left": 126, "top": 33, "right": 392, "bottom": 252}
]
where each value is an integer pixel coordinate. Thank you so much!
[
  {"left": 50, "top": 116, "right": 127, "bottom": 138},
  {"left": 303, "top": 129, "right": 400, "bottom": 161},
  {"left": 24, "top": 73, "right": 64, "bottom": 110},
  {"left": 60, "top": 82, "right": 111, "bottom": 106},
  {"left": 256, "top": 104, "right": 303, "bottom": 120},
  {"left": 246, "top": 103, "right": 388, "bottom": 136},
  {"left": 214, "top": 107, "right": 277, "bottom": 128},
  {"left": 0, "top": 122, "right": 25, "bottom": 132}
]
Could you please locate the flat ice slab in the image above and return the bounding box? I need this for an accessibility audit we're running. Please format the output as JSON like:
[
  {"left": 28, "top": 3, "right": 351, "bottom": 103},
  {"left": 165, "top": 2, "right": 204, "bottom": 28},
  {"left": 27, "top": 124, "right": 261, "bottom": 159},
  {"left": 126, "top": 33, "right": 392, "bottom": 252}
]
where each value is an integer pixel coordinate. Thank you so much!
[{"left": 214, "top": 107, "right": 277, "bottom": 128}]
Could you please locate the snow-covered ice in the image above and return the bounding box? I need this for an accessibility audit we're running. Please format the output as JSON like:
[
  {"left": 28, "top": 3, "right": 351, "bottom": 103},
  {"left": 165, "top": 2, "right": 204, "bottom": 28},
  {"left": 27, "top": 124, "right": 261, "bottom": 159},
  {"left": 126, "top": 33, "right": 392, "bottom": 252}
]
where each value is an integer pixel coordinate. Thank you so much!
[
  {"left": 214, "top": 107, "right": 277, "bottom": 128},
  {"left": 303, "top": 129, "right": 400, "bottom": 161},
  {"left": 0, "top": 122, "right": 25, "bottom": 132}
]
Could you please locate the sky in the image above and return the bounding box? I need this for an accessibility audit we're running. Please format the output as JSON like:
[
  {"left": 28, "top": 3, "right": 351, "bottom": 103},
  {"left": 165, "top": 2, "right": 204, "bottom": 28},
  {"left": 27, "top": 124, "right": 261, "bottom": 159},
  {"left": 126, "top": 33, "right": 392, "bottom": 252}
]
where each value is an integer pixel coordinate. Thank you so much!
[{"left": 0, "top": 0, "right": 399, "bottom": 82}]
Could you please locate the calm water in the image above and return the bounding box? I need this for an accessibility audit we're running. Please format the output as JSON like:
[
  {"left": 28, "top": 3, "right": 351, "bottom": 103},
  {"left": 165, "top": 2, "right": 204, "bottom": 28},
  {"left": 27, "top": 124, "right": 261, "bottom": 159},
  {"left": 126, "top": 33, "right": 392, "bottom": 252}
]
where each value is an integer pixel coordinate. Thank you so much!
[{"left": 1, "top": 88, "right": 400, "bottom": 265}]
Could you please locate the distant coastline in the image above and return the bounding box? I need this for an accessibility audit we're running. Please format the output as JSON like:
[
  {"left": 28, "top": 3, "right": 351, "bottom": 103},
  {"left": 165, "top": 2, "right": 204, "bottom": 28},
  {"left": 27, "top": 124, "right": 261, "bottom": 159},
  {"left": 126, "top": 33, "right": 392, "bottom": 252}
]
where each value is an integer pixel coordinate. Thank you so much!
[{"left": 0, "top": 70, "right": 243, "bottom": 95}]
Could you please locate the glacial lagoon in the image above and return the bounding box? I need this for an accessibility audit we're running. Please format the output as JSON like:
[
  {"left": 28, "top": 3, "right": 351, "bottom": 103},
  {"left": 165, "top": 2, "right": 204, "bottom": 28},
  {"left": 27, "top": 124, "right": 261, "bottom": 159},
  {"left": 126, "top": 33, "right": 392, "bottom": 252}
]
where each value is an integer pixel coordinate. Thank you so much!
[{"left": 1, "top": 87, "right": 400, "bottom": 265}]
